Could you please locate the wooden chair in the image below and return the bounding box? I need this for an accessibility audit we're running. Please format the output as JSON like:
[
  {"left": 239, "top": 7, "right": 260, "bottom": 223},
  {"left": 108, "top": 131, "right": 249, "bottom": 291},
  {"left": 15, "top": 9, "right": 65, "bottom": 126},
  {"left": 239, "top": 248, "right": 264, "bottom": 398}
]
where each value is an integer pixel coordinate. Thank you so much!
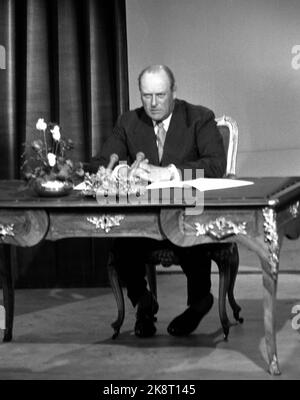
[{"left": 108, "top": 115, "right": 243, "bottom": 340}]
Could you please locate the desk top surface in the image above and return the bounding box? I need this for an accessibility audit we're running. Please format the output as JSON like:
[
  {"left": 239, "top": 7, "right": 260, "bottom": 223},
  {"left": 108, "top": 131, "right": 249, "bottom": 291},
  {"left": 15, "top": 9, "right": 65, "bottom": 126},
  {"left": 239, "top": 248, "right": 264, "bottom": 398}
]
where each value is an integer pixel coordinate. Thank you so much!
[{"left": 0, "top": 177, "right": 300, "bottom": 209}]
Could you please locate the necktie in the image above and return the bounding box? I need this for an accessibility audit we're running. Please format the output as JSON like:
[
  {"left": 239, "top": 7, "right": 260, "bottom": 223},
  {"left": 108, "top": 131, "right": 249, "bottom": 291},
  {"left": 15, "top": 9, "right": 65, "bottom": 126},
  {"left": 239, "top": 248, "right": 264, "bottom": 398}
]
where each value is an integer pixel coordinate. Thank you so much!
[{"left": 156, "top": 121, "right": 166, "bottom": 162}]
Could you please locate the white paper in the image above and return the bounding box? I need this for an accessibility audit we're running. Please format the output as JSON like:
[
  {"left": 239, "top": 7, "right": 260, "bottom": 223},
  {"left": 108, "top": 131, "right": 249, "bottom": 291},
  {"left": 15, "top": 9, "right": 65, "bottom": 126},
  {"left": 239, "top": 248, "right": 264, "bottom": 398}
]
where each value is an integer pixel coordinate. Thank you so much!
[
  {"left": 74, "top": 182, "right": 87, "bottom": 190},
  {"left": 146, "top": 178, "right": 253, "bottom": 192}
]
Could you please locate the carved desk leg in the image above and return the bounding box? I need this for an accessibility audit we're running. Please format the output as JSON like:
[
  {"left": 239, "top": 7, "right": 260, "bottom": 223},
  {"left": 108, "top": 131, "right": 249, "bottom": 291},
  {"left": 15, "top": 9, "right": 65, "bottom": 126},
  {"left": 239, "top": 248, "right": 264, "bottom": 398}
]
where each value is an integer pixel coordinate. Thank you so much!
[
  {"left": 237, "top": 231, "right": 282, "bottom": 376},
  {"left": 107, "top": 252, "right": 125, "bottom": 339},
  {"left": 211, "top": 243, "right": 243, "bottom": 341},
  {"left": 227, "top": 243, "right": 243, "bottom": 324},
  {"left": 260, "top": 207, "right": 282, "bottom": 376},
  {"left": 0, "top": 245, "right": 14, "bottom": 342},
  {"left": 216, "top": 254, "right": 231, "bottom": 341},
  {"left": 260, "top": 258, "right": 280, "bottom": 375}
]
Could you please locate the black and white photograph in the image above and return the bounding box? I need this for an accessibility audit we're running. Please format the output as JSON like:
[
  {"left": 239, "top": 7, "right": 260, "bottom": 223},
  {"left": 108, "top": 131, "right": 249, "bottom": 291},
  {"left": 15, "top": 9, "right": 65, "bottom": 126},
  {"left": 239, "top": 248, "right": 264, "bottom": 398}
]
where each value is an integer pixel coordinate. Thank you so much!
[{"left": 0, "top": 0, "right": 300, "bottom": 384}]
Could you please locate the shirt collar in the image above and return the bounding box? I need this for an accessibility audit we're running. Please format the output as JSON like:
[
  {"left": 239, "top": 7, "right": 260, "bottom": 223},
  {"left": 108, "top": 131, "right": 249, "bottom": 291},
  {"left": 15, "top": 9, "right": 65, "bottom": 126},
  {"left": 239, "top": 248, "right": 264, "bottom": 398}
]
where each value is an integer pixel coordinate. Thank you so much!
[{"left": 152, "top": 113, "right": 172, "bottom": 132}]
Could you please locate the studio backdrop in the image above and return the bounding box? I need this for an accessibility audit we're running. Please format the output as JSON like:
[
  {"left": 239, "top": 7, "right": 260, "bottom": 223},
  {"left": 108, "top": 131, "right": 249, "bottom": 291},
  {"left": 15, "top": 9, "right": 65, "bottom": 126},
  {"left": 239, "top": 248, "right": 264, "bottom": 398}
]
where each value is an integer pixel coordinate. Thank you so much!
[{"left": 0, "top": 0, "right": 129, "bottom": 287}]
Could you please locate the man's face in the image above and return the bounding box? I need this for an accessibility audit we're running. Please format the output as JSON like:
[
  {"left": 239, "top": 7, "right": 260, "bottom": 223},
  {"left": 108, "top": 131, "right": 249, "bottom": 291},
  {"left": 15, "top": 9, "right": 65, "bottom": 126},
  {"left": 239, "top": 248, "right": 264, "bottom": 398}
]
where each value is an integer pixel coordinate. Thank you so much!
[{"left": 140, "top": 70, "right": 176, "bottom": 121}]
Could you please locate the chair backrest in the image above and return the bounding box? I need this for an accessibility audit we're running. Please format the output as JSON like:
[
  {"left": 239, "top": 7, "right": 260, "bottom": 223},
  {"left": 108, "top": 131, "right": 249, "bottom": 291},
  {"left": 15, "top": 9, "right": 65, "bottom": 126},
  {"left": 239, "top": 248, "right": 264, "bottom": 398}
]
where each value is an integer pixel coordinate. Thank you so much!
[{"left": 215, "top": 115, "right": 238, "bottom": 177}]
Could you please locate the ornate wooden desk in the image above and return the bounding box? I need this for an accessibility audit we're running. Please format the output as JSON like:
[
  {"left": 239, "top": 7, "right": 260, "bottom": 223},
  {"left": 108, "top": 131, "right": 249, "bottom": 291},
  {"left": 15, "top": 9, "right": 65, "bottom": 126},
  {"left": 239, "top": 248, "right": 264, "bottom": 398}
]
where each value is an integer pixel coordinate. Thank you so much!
[{"left": 1, "top": 178, "right": 300, "bottom": 376}]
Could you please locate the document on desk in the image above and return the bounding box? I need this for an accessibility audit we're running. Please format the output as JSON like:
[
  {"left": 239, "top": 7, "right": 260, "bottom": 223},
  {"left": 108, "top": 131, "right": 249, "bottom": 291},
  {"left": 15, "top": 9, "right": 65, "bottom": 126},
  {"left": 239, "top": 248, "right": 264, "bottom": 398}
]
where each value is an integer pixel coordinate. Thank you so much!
[
  {"left": 146, "top": 178, "right": 253, "bottom": 191},
  {"left": 74, "top": 178, "right": 254, "bottom": 192},
  {"left": 74, "top": 181, "right": 87, "bottom": 190}
]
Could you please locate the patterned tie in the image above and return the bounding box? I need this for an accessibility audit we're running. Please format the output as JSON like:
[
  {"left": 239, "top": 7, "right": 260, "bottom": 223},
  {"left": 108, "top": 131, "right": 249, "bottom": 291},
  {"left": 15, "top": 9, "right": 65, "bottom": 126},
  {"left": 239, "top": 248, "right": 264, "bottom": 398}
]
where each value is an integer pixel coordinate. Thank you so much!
[{"left": 156, "top": 121, "right": 166, "bottom": 162}]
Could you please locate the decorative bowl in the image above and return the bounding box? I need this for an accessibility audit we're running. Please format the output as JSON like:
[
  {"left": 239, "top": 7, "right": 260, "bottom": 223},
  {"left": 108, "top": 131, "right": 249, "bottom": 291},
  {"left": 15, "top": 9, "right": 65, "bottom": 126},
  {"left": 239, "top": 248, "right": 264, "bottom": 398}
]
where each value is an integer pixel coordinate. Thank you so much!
[{"left": 32, "top": 179, "right": 73, "bottom": 197}]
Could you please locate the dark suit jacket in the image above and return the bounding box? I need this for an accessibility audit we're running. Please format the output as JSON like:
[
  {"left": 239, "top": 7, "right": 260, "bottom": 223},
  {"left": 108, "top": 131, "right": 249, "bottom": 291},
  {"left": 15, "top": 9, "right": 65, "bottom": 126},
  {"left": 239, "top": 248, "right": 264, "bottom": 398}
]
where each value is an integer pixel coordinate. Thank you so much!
[{"left": 92, "top": 99, "right": 226, "bottom": 178}]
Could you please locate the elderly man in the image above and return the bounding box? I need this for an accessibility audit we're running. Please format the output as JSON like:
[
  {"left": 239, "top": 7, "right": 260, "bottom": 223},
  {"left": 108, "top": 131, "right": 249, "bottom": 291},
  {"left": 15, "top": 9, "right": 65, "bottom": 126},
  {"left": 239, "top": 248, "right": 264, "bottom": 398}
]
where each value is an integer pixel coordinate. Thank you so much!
[{"left": 93, "top": 65, "right": 226, "bottom": 338}]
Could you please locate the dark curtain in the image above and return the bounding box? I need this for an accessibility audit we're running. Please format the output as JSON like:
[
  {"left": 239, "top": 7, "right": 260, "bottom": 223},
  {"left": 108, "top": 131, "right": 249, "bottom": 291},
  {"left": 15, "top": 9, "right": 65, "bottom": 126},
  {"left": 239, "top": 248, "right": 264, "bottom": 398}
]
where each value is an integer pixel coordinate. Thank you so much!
[{"left": 0, "top": 0, "right": 129, "bottom": 288}]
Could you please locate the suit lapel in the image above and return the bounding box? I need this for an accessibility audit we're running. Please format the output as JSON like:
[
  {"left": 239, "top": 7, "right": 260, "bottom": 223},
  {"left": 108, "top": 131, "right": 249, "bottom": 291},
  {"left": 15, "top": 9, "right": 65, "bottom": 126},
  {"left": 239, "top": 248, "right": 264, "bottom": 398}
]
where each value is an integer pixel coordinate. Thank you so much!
[
  {"left": 161, "top": 100, "right": 185, "bottom": 165},
  {"left": 132, "top": 111, "right": 160, "bottom": 165}
]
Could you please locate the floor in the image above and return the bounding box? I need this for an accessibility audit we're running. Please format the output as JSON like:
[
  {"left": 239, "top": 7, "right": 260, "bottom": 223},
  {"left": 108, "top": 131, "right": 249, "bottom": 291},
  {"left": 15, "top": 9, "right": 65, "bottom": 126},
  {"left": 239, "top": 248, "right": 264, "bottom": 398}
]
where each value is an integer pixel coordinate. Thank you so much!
[{"left": 1, "top": 267, "right": 300, "bottom": 380}]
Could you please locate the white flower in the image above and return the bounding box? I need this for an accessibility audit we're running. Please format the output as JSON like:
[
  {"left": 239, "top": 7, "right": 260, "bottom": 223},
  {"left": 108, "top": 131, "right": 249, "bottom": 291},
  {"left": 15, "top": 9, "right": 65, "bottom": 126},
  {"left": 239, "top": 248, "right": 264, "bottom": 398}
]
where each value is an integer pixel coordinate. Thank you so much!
[
  {"left": 47, "top": 153, "right": 56, "bottom": 167},
  {"left": 51, "top": 125, "right": 61, "bottom": 141},
  {"left": 36, "top": 118, "right": 47, "bottom": 131}
]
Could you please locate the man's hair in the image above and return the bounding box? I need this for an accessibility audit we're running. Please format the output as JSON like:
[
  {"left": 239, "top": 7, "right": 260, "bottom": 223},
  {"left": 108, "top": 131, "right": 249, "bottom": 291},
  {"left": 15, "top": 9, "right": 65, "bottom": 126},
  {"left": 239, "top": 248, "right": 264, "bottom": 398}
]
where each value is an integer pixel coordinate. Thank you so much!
[{"left": 138, "top": 65, "right": 176, "bottom": 92}]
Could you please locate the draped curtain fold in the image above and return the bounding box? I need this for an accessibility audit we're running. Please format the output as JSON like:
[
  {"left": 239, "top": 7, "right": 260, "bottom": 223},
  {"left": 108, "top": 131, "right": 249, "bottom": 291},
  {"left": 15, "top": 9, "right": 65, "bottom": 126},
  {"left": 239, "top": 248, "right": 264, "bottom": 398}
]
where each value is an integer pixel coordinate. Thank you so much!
[
  {"left": 0, "top": 0, "right": 128, "bottom": 179},
  {"left": 0, "top": 0, "right": 129, "bottom": 287}
]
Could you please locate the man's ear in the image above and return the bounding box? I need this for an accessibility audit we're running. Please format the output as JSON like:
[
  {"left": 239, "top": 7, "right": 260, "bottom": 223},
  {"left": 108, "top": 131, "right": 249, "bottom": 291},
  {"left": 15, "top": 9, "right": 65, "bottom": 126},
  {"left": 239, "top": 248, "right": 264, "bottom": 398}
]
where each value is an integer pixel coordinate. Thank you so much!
[{"left": 172, "top": 85, "right": 177, "bottom": 99}]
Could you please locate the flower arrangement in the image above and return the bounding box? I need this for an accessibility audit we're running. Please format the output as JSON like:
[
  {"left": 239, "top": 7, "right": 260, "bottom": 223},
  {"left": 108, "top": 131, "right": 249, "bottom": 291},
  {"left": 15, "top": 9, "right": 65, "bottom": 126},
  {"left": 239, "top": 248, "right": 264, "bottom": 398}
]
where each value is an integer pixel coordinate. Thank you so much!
[{"left": 21, "top": 118, "right": 84, "bottom": 191}]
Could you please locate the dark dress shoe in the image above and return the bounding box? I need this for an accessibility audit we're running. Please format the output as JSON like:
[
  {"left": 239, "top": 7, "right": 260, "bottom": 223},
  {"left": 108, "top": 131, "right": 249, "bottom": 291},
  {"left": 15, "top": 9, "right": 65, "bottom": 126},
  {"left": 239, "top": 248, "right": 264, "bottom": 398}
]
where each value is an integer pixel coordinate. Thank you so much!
[
  {"left": 167, "top": 293, "right": 214, "bottom": 336},
  {"left": 134, "top": 291, "right": 159, "bottom": 338}
]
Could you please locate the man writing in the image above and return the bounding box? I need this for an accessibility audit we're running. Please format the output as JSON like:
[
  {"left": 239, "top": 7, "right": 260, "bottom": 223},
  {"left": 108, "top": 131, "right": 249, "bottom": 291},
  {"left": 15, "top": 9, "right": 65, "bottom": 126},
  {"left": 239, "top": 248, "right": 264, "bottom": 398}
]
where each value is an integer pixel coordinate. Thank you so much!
[{"left": 93, "top": 65, "right": 226, "bottom": 338}]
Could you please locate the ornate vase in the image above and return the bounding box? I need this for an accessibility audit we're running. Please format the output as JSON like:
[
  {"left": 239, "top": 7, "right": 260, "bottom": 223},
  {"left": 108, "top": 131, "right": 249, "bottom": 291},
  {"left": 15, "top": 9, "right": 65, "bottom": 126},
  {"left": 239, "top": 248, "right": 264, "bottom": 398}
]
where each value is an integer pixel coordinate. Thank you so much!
[{"left": 32, "top": 178, "right": 73, "bottom": 197}]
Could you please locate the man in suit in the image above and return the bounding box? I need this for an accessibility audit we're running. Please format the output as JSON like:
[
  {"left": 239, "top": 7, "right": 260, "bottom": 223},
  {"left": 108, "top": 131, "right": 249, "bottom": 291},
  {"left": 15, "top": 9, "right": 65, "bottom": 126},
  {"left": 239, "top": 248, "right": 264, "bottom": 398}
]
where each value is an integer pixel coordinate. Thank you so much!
[{"left": 94, "top": 65, "right": 226, "bottom": 338}]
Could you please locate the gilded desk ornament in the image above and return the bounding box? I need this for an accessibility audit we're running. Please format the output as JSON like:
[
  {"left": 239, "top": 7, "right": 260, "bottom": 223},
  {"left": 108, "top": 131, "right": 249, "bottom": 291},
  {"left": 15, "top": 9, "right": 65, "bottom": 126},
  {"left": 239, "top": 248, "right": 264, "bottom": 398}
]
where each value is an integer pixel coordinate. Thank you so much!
[
  {"left": 0, "top": 223, "right": 14, "bottom": 241},
  {"left": 87, "top": 215, "right": 124, "bottom": 233},
  {"left": 289, "top": 201, "right": 300, "bottom": 218},
  {"left": 262, "top": 207, "right": 279, "bottom": 276},
  {"left": 195, "top": 217, "right": 247, "bottom": 240}
]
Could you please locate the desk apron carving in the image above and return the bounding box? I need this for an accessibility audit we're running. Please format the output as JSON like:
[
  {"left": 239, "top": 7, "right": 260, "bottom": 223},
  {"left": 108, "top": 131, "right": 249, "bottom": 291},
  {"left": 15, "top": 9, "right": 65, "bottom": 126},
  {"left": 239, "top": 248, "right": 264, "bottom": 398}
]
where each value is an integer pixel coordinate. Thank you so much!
[
  {"left": 289, "top": 201, "right": 300, "bottom": 219},
  {"left": 87, "top": 215, "right": 125, "bottom": 233},
  {"left": 0, "top": 224, "right": 14, "bottom": 241},
  {"left": 194, "top": 217, "right": 247, "bottom": 240}
]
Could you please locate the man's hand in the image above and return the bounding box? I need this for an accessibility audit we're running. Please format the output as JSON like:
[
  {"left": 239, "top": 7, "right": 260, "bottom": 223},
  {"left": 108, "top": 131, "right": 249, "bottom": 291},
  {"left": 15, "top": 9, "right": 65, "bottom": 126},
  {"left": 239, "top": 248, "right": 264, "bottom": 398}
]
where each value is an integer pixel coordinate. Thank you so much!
[{"left": 132, "top": 160, "right": 171, "bottom": 182}]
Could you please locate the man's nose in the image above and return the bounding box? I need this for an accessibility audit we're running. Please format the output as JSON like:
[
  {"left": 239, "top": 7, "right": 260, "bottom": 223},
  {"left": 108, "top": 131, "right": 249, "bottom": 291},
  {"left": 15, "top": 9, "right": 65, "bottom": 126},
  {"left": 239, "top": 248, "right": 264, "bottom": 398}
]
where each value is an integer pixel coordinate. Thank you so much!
[{"left": 151, "top": 95, "right": 157, "bottom": 107}]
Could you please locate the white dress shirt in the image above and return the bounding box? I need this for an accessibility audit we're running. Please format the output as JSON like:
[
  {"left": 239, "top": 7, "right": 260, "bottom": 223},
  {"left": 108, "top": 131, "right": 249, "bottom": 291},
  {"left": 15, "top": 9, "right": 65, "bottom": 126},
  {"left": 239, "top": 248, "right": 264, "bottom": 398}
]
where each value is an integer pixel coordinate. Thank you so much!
[
  {"left": 152, "top": 113, "right": 172, "bottom": 136},
  {"left": 152, "top": 114, "right": 181, "bottom": 181}
]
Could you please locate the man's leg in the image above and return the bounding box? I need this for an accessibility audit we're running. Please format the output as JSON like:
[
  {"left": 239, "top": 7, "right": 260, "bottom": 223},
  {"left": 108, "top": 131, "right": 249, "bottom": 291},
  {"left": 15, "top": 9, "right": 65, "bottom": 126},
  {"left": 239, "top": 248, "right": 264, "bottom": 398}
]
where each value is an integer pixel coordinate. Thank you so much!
[
  {"left": 179, "top": 244, "right": 212, "bottom": 305},
  {"left": 113, "top": 238, "right": 148, "bottom": 306},
  {"left": 167, "top": 244, "right": 214, "bottom": 336},
  {"left": 113, "top": 238, "right": 159, "bottom": 337}
]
